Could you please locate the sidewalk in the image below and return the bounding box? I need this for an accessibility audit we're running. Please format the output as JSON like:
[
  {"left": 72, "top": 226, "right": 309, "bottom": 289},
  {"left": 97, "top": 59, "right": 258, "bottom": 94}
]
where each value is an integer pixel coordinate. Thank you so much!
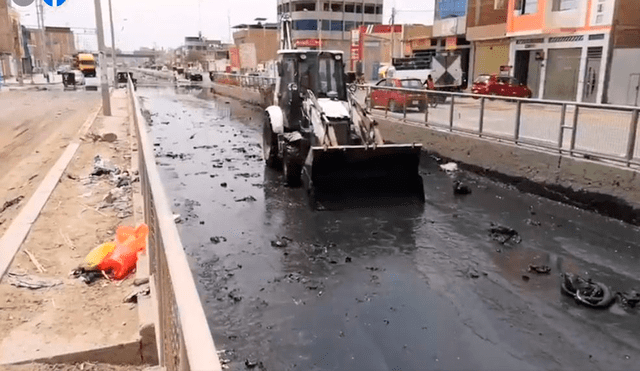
[{"left": 0, "top": 89, "right": 157, "bottom": 367}]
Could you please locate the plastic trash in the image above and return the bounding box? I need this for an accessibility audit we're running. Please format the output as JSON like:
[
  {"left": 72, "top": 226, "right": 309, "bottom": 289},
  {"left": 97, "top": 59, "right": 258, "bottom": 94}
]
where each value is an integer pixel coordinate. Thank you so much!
[
  {"left": 84, "top": 241, "right": 116, "bottom": 268},
  {"left": 95, "top": 223, "right": 149, "bottom": 280}
]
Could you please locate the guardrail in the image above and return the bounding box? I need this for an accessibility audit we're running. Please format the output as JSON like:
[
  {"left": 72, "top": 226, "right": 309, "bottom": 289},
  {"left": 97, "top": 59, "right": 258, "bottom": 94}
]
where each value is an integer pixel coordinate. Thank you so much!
[
  {"left": 209, "top": 72, "right": 276, "bottom": 90},
  {"left": 127, "top": 77, "right": 222, "bottom": 371},
  {"left": 361, "top": 84, "right": 640, "bottom": 168}
]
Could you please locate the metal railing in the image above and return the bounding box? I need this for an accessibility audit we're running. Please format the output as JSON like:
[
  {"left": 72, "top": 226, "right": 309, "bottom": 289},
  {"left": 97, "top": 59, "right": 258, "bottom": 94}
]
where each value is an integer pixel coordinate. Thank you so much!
[
  {"left": 127, "top": 78, "right": 222, "bottom": 371},
  {"left": 361, "top": 84, "right": 640, "bottom": 168}
]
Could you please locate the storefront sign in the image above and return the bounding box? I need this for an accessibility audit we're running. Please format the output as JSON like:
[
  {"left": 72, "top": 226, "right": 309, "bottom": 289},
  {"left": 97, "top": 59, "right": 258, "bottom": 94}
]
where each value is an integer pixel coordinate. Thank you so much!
[{"left": 446, "top": 37, "right": 457, "bottom": 50}]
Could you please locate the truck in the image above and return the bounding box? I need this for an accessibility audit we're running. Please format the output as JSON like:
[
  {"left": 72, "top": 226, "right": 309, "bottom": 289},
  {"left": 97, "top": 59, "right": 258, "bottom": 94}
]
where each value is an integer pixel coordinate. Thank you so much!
[{"left": 74, "top": 53, "right": 96, "bottom": 77}]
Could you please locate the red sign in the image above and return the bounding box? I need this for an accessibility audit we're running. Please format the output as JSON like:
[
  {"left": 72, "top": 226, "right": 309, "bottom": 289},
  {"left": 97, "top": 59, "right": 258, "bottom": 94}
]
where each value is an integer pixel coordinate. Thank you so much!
[
  {"left": 445, "top": 36, "right": 457, "bottom": 50},
  {"left": 229, "top": 46, "right": 240, "bottom": 68},
  {"left": 294, "top": 39, "right": 323, "bottom": 48}
]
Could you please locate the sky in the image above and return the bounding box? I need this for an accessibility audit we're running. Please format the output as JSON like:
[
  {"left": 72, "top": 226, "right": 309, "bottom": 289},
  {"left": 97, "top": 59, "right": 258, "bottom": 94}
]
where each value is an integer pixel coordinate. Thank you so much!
[{"left": 13, "top": 0, "right": 435, "bottom": 52}]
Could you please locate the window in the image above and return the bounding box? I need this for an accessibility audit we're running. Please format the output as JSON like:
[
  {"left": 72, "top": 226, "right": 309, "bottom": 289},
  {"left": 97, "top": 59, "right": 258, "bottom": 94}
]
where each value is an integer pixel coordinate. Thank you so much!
[
  {"left": 294, "top": 2, "right": 315, "bottom": 11},
  {"left": 344, "top": 21, "right": 357, "bottom": 31},
  {"left": 294, "top": 19, "right": 318, "bottom": 30},
  {"left": 331, "top": 3, "right": 342, "bottom": 12},
  {"left": 321, "top": 20, "right": 343, "bottom": 31},
  {"left": 277, "top": 5, "right": 282, "bottom": 14},
  {"left": 515, "top": 0, "right": 538, "bottom": 15},
  {"left": 345, "top": 3, "right": 355, "bottom": 12},
  {"left": 364, "top": 5, "right": 375, "bottom": 14},
  {"left": 552, "top": 0, "right": 577, "bottom": 11},
  {"left": 355, "top": 4, "right": 362, "bottom": 13},
  {"left": 284, "top": 3, "right": 290, "bottom": 12},
  {"left": 323, "top": 2, "right": 329, "bottom": 11},
  {"left": 375, "top": 5, "right": 383, "bottom": 14}
]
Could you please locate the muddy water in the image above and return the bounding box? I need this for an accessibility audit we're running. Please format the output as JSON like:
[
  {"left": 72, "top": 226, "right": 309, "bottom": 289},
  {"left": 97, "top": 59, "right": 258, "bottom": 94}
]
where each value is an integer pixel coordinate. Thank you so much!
[{"left": 139, "top": 86, "right": 640, "bottom": 371}]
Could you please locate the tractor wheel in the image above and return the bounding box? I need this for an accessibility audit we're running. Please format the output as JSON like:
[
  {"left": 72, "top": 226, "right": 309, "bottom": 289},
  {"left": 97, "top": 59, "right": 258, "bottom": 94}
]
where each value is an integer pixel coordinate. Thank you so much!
[
  {"left": 283, "top": 143, "right": 302, "bottom": 186},
  {"left": 263, "top": 114, "right": 280, "bottom": 168}
]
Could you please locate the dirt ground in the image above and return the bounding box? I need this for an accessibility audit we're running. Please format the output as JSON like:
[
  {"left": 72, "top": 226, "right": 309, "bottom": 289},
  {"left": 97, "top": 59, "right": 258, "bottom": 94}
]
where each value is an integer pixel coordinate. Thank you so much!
[
  {"left": 0, "top": 362, "right": 150, "bottom": 371},
  {"left": 0, "top": 90, "right": 149, "bottom": 365}
]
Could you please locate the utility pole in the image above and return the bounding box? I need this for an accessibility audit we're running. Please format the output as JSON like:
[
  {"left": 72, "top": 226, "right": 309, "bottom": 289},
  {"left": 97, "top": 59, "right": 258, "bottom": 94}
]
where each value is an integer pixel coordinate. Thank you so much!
[
  {"left": 93, "top": 0, "right": 111, "bottom": 116},
  {"left": 108, "top": 0, "right": 116, "bottom": 86},
  {"left": 36, "top": 0, "right": 49, "bottom": 82},
  {"left": 390, "top": 7, "right": 395, "bottom": 64}
]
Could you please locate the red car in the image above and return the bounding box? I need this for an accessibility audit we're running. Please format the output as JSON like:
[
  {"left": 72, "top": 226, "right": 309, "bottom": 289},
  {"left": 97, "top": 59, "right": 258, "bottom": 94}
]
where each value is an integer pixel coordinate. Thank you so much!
[
  {"left": 366, "top": 78, "right": 428, "bottom": 112},
  {"left": 472, "top": 74, "right": 532, "bottom": 99}
]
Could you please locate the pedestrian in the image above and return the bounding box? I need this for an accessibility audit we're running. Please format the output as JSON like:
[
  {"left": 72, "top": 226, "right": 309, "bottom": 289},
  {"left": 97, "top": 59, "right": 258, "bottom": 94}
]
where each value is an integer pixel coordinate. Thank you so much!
[{"left": 425, "top": 74, "right": 435, "bottom": 90}]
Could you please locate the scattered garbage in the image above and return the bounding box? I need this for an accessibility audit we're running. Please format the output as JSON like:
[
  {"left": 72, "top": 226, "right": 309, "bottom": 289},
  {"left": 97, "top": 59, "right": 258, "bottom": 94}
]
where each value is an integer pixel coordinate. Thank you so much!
[
  {"left": 440, "top": 162, "right": 458, "bottom": 173},
  {"left": 488, "top": 224, "right": 522, "bottom": 244},
  {"left": 70, "top": 267, "right": 105, "bottom": 285},
  {"left": 173, "top": 214, "right": 182, "bottom": 224},
  {"left": 91, "top": 155, "right": 119, "bottom": 176},
  {"left": 235, "top": 196, "right": 257, "bottom": 202},
  {"left": 528, "top": 264, "right": 551, "bottom": 274},
  {"left": 7, "top": 272, "right": 62, "bottom": 290},
  {"left": 210, "top": 236, "right": 227, "bottom": 244},
  {"left": 453, "top": 180, "right": 471, "bottom": 195},
  {"left": 1, "top": 195, "right": 24, "bottom": 214},
  {"left": 525, "top": 218, "right": 542, "bottom": 227},
  {"left": 270, "top": 238, "right": 288, "bottom": 248},
  {"left": 617, "top": 291, "right": 640, "bottom": 309},
  {"left": 71, "top": 223, "right": 149, "bottom": 283},
  {"left": 561, "top": 273, "right": 615, "bottom": 308},
  {"left": 123, "top": 286, "right": 151, "bottom": 304}
]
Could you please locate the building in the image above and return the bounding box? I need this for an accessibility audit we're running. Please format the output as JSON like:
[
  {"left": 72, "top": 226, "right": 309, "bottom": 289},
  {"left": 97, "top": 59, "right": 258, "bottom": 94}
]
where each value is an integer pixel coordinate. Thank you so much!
[
  {"left": 276, "top": 0, "right": 384, "bottom": 63},
  {"left": 505, "top": 0, "right": 619, "bottom": 103},
  {"left": 466, "top": 0, "right": 510, "bottom": 81},
  {"left": 604, "top": 0, "right": 640, "bottom": 106},
  {"left": 173, "top": 36, "right": 230, "bottom": 72},
  {"left": 431, "top": 0, "right": 471, "bottom": 87},
  {"left": 0, "top": 0, "right": 23, "bottom": 78},
  {"left": 232, "top": 22, "right": 279, "bottom": 71},
  {"left": 25, "top": 26, "right": 76, "bottom": 72}
]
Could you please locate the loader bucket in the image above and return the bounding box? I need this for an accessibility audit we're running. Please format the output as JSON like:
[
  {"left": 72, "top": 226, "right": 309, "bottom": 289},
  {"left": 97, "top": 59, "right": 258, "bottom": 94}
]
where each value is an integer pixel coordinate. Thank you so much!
[{"left": 303, "top": 144, "right": 424, "bottom": 203}]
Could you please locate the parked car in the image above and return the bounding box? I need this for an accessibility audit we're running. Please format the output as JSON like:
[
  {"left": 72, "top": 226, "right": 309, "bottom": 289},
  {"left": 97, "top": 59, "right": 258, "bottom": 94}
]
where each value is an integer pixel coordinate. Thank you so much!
[
  {"left": 366, "top": 78, "right": 428, "bottom": 112},
  {"left": 472, "top": 74, "right": 532, "bottom": 99}
]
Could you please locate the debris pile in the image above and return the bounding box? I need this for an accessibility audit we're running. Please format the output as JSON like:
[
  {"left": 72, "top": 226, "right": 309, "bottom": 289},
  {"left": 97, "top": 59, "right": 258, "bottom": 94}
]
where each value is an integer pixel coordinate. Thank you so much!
[{"left": 70, "top": 223, "right": 149, "bottom": 284}]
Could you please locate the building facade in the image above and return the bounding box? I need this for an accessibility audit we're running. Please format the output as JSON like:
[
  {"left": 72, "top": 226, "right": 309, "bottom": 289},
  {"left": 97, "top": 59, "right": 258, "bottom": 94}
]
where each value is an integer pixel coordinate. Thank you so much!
[
  {"left": 506, "top": 0, "right": 616, "bottom": 103},
  {"left": 466, "top": 0, "right": 510, "bottom": 81},
  {"left": 0, "top": 0, "right": 23, "bottom": 78},
  {"left": 276, "top": 0, "right": 384, "bottom": 66},
  {"left": 232, "top": 23, "right": 279, "bottom": 70}
]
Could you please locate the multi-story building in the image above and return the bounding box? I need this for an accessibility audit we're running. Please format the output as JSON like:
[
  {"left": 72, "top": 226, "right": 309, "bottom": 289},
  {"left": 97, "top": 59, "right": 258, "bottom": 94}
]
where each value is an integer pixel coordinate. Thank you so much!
[
  {"left": 505, "top": 0, "right": 637, "bottom": 104},
  {"left": 466, "top": 0, "right": 510, "bottom": 81},
  {"left": 276, "top": 0, "right": 384, "bottom": 63}
]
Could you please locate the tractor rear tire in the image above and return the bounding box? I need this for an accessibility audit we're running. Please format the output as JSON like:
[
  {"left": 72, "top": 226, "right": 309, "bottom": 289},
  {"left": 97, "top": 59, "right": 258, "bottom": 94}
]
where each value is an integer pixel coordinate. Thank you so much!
[{"left": 263, "top": 114, "right": 280, "bottom": 168}]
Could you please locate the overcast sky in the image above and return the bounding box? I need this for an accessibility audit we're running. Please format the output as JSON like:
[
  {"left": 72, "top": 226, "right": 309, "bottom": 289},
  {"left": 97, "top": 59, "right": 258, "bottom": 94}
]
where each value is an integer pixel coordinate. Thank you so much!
[{"left": 14, "top": 0, "right": 435, "bottom": 52}]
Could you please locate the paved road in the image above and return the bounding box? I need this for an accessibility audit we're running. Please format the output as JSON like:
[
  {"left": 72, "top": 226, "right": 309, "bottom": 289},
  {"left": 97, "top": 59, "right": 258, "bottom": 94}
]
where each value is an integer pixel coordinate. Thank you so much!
[
  {"left": 139, "top": 86, "right": 640, "bottom": 371},
  {"left": 357, "top": 90, "right": 640, "bottom": 159}
]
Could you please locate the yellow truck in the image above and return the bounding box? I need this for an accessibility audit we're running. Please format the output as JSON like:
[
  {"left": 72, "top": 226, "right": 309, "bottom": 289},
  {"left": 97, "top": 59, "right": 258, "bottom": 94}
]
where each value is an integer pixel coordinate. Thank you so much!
[{"left": 75, "top": 53, "right": 96, "bottom": 77}]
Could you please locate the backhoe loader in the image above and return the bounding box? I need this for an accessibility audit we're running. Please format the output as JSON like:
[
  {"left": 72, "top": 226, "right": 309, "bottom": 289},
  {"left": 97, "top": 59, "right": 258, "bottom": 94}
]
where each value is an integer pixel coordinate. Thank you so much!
[{"left": 262, "top": 16, "right": 424, "bottom": 203}]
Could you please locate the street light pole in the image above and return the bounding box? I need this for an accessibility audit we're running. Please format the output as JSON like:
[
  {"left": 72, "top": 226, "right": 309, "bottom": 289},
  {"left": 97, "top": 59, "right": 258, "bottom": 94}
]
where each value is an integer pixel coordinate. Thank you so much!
[
  {"left": 108, "top": 0, "right": 117, "bottom": 86},
  {"left": 93, "top": 0, "right": 111, "bottom": 116}
]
